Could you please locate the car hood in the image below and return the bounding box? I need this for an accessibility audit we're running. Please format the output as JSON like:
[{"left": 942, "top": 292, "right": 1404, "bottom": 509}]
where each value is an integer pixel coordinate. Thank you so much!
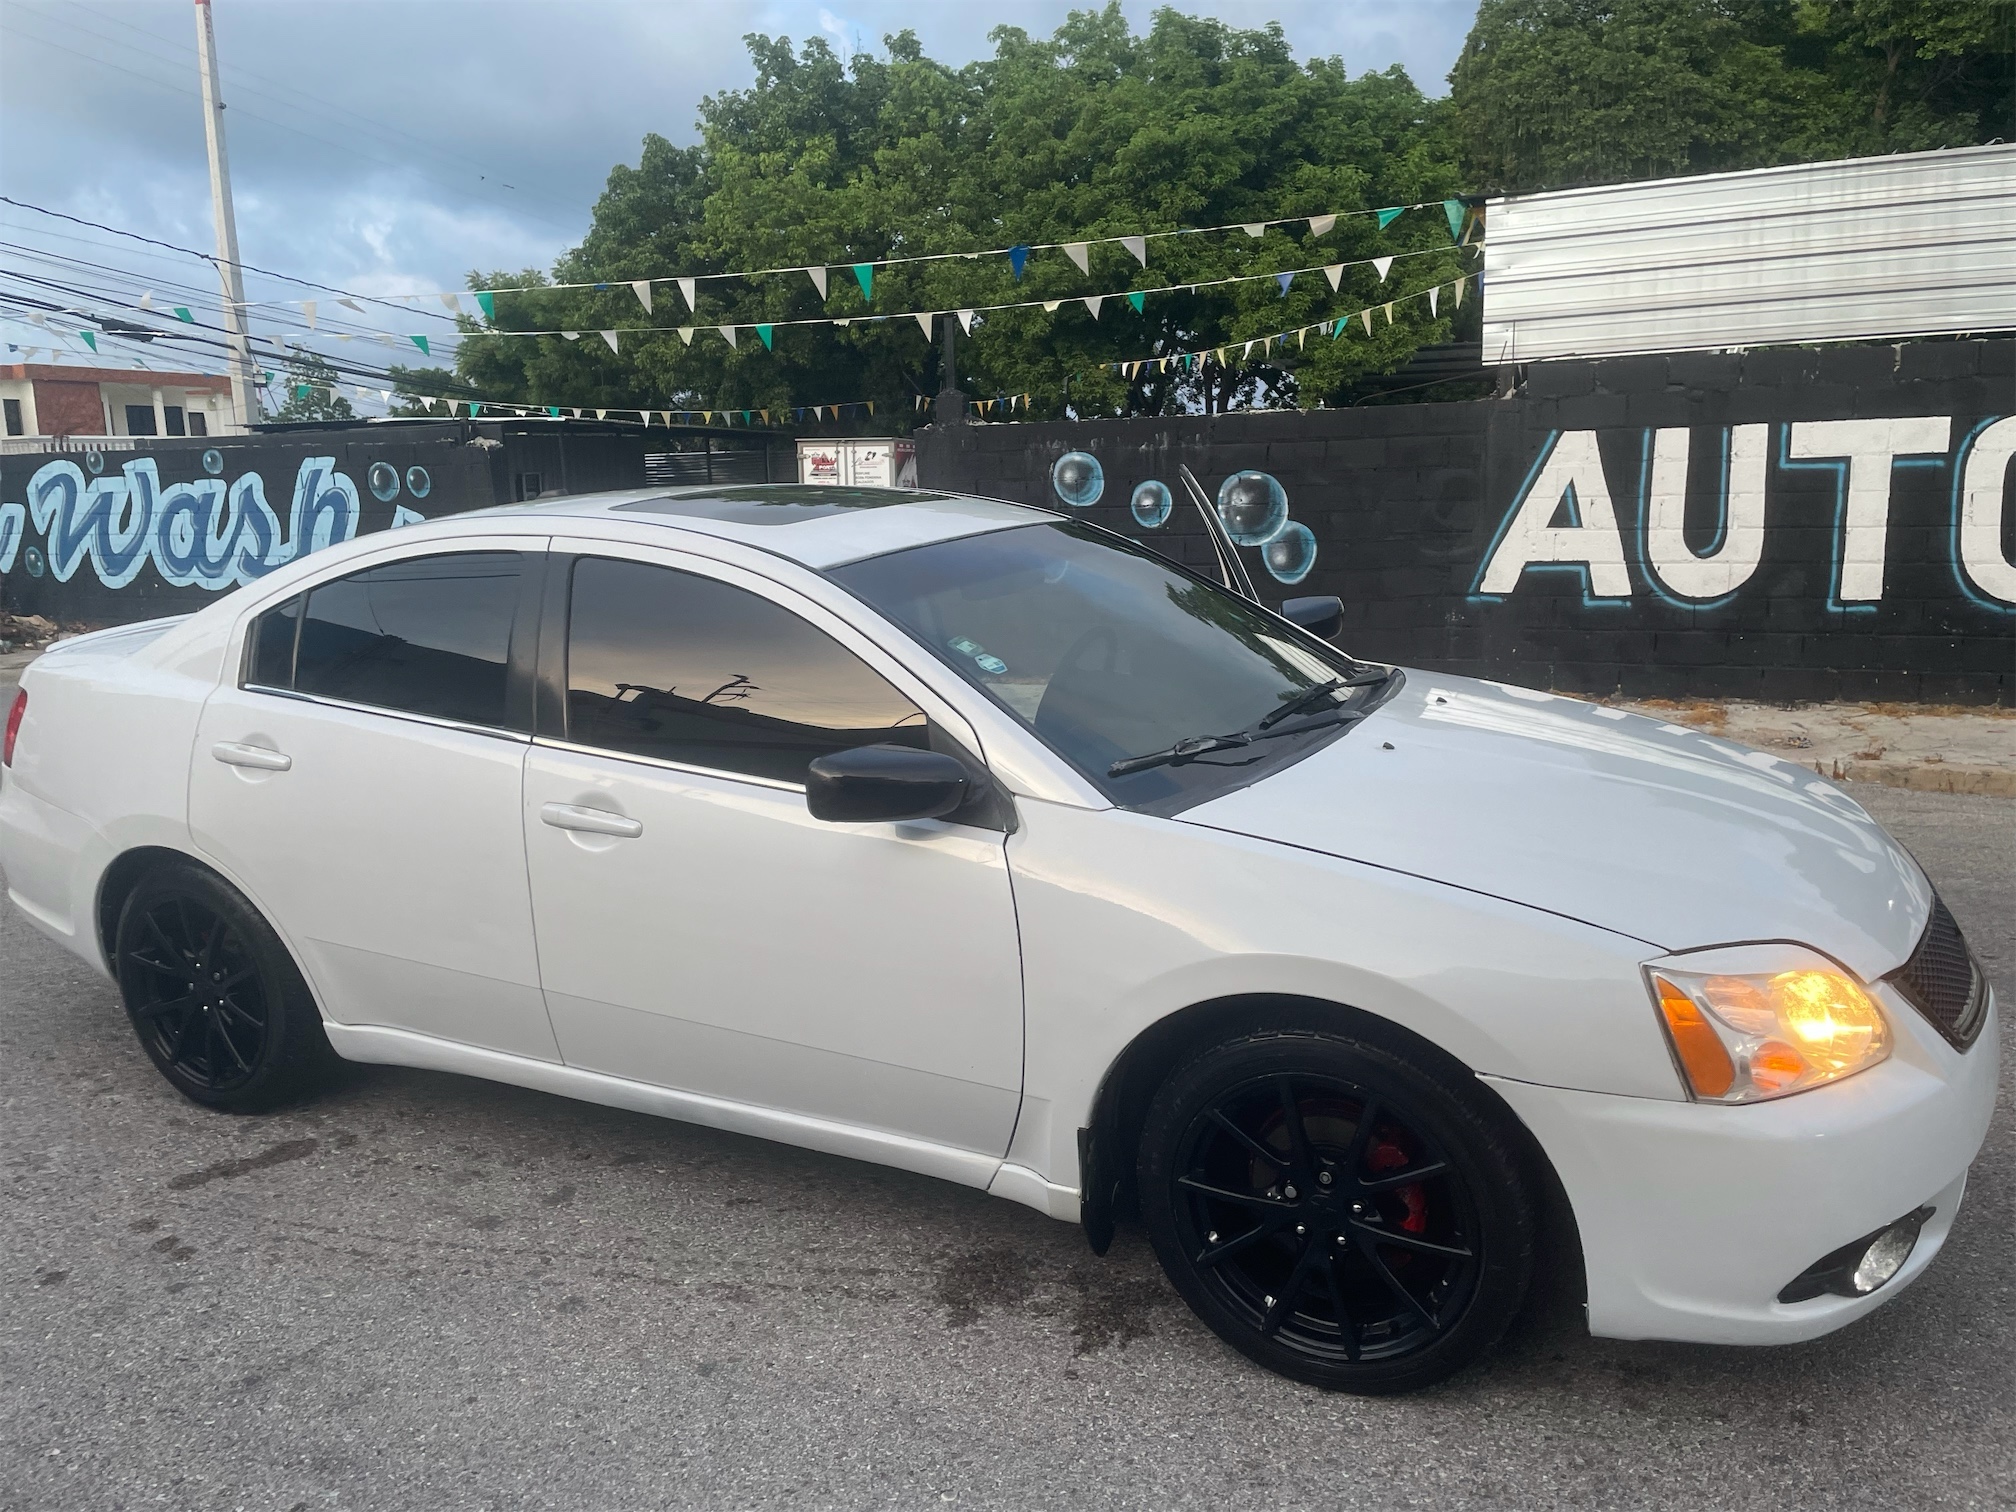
[{"left": 1178, "top": 672, "right": 1930, "bottom": 981}]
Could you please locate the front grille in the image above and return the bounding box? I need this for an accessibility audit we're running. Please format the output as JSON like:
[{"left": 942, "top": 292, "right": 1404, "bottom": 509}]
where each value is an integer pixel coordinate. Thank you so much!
[{"left": 1887, "top": 894, "right": 1990, "bottom": 1051}]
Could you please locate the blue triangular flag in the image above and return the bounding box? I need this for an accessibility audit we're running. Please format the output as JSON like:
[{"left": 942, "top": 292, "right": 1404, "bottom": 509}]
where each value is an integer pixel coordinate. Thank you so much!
[
  {"left": 1009, "top": 244, "right": 1030, "bottom": 279},
  {"left": 1276, "top": 272, "right": 1293, "bottom": 296}
]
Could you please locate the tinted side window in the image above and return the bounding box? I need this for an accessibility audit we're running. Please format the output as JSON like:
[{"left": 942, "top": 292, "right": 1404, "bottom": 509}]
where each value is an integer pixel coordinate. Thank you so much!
[
  {"left": 295, "top": 552, "right": 523, "bottom": 728},
  {"left": 565, "top": 557, "right": 927, "bottom": 784},
  {"left": 247, "top": 594, "right": 302, "bottom": 688}
]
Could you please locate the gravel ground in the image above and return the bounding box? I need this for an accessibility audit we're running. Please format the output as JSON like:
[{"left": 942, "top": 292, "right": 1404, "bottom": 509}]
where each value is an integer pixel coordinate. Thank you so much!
[{"left": 0, "top": 788, "right": 2009, "bottom": 1512}]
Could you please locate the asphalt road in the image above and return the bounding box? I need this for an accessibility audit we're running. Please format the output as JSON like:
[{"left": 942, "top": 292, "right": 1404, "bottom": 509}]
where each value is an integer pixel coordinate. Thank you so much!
[{"left": 2, "top": 783, "right": 2009, "bottom": 1511}]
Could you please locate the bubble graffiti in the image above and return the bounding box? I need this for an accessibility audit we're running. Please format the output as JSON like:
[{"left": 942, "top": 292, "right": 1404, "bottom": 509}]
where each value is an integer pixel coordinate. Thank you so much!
[
  {"left": 1216, "top": 470, "right": 1288, "bottom": 546},
  {"left": 1130, "top": 480, "right": 1173, "bottom": 528},
  {"left": 405, "top": 466, "right": 432, "bottom": 499},
  {"left": 367, "top": 461, "right": 402, "bottom": 502},
  {"left": 1051, "top": 451, "right": 1104, "bottom": 508},
  {"left": 1262, "top": 521, "right": 1318, "bottom": 584}
]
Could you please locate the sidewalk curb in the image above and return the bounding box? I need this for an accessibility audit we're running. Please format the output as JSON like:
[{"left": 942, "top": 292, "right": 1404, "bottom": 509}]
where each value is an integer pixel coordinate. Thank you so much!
[{"left": 1826, "top": 759, "right": 2016, "bottom": 799}]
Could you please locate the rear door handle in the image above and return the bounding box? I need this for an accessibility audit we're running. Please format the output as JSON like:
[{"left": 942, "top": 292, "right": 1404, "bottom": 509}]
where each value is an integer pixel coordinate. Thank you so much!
[
  {"left": 540, "top": 802, "right": 643, "bottom": 839},
  {"left": 212, "top": 742, "right": 292, "bottom": 772}
]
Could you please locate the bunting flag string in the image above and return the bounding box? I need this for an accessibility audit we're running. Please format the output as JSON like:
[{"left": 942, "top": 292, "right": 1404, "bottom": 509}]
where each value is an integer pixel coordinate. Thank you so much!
[
  {"left": 237, "top": 243, "right": 1475, "bottom": 352},
  {"left": 209, "top": 199, "right": 1475, "bottom": 318}
]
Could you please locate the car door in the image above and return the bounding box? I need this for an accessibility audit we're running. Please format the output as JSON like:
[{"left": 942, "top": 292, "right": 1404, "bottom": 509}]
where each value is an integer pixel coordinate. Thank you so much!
[
  {"left": 521, "top": 545, "right": 1024, "bottom": 1175},
  {"left": 188, "top": 542, "right": 560, "bottom": 1061}
]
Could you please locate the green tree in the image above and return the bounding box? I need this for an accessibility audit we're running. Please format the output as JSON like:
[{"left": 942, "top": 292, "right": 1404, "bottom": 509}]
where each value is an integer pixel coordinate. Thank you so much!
[
  {"left": 448, "top": 4, "right": 1474, "bottom": 425},
  {"left": 1451, "top": 0, "right": 2013, "bottom": 194},
  {"left": 270, "top": 351, "right": 354, "bottom": 421}
]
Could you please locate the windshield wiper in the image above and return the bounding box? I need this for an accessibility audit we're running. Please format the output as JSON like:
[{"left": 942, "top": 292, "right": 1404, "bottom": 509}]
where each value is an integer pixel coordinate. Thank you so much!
[{"left": 1109, "top": 666, "right": 1401, "bottom": 778}]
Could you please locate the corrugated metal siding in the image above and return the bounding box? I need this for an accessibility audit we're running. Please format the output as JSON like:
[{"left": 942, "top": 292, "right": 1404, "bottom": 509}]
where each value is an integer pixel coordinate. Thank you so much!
[{"left": 1481, "top": 144, "right": 2016, "bottom": 363}]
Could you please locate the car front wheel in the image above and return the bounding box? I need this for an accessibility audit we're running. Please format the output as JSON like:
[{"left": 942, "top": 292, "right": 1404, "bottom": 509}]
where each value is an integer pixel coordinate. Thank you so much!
[
  {"left": 114, "top": 862, "right": 339, "bottom": 1112},
  {"left": 1138, "top": 1028, "right": 1536, "bottom": 1394}
]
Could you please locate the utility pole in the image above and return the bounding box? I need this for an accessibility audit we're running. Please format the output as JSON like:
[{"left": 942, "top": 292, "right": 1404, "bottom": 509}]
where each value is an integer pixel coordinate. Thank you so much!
[
  {"left": 193, "top": 0, "right": 258, "bottom": 430},
  {"left": 935, "top": 315, "right": 964, "bottom": 425}
]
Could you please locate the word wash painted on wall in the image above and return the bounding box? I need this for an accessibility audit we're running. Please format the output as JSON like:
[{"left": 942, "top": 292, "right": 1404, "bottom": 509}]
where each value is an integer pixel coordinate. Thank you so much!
[
  {"left": 0, "top": 455, "right": 429, "bottom": 591},
  {"left": 1475, "top": 416, "right": 2016, "bottom": 609}
]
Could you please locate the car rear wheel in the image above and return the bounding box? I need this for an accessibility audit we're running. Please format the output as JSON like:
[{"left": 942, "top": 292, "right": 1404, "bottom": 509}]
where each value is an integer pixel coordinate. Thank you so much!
[
  {"left": 114, "top": 862, "right": 339, "bottom": 1112},
  {"left": 1138, "top": 1029, "right": 1536, "bottom": 1394}
]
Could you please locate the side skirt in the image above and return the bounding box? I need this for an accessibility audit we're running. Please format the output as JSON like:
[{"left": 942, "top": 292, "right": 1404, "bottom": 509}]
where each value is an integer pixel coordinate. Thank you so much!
[{"left": 324, "top": 1022, "right": 1006, "bottom": 1191}]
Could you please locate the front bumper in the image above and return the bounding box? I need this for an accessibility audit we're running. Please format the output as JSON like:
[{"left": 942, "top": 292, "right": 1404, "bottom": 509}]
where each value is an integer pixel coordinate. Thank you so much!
[{"left": 1485, "top": 993, "right": 1998, "bottom": 1345}]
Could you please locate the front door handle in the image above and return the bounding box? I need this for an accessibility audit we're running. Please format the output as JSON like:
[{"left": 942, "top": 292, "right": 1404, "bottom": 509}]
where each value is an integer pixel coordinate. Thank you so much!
[
  {"left": 212, "top": 741, "right": 292, "bottom": 772},
  {"left": 540, "top": 802, "right": 643, "bottom": 839}
]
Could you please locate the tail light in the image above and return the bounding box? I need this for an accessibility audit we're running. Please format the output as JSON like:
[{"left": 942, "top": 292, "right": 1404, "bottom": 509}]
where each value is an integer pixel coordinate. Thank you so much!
[{"left": 3, "top": 688, "right": 24, "bottom": 767}]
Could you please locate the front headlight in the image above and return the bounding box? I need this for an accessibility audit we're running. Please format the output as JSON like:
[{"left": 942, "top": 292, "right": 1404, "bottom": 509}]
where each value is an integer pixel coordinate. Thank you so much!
[{"left": 1646, "top": 947, "right": 1890, "bottom": 1103}]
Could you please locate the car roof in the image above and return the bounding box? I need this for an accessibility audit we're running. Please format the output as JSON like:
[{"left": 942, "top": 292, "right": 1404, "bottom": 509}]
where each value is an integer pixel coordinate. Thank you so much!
[{"left": 462, "top": 484, "right": 1056, "bottom": 569}]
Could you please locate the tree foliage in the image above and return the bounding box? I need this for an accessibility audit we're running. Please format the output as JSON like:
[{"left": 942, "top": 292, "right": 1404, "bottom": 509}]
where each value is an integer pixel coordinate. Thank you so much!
[
  {"left": 270, "top": 351, "right": 354, "bottom": 422},
  {"left": 434, "top": 5, "right": 1473, "bottom": 426},
  {"left": 1451, "top": 0, "right": 2014, "bottom": 194}
]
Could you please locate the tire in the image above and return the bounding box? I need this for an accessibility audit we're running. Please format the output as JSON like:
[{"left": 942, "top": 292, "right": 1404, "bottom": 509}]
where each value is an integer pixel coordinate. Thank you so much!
[
  {"left": 1138, "top": 1029, "right": 1535, "bottom": 1394},
  {"left": 114, "top": 861, "right": 339, "bottom": 1112}
]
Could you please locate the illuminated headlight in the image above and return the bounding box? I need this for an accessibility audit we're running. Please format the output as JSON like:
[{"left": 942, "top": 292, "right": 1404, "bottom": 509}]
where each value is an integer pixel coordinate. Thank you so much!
[{"left": 1646, "top": 947, "right": 1890, "bottom": 1103}]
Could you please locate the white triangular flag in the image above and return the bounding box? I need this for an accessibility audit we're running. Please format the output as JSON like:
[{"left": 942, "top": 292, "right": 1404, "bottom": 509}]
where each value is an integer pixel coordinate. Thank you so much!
[
  {"left": 1360, "top": 309, "right": 1373, "bottom": 335},
  {"left": 597, "top": 409, "right": 608, "bottom": 420},
  {"left": 1308, "top": 214, "right": 1337, "bottom": 237},
  {"left": 1063, "top": 242, "right": 1090, "bottom": 274},
  {"left": 440, "top": 293, "right": 462, "bottom": 312},
  {"left": 300, "top": 300, "right": 315, "bottom": 329},
  {"left": 914, "top": 312, "right": 934, "bottom": 338},
  {"left": 1240, "top": 223, "right": 1266, "bottom": 238},
  {"left": 336, "top": 332, "right": 351, "bottom": 342},
  {"left": 677, "top": 327, "right": 695, "bottom": 345},
  {"left": 138, "top": 291, "right": 154, "bottom": 311},
  {"left": 718, "top": 325, "right": 738, "bottom": 348},
  {"left": 1297, "top": 328, "right": 1307, "bottom": 349},
  {"left": 375, "top": 332, "right": 394, "bottom": 347},
  {"left": 1083, "top": 295, "right": 1103, "bottom": 319},
  {"left": 807, "top": 266, "right": 828, "bottom": 298},
  {"left": 1428, "top": 286, "right": 1440, "bottom": 317},
  {"left": 380, "top": 390, "right": 390, "bottom": 402},
  {"left": 1042, "top": 300, "right": 1062, "bottom": 313},
  {"left": 1120, "top": 235, "right": 1147, "bottom": 266},
  {"left": 338, "top": 297, "right": 363, "bottom": 313},
  {"left": 637, "top": 410, "right": 649, "bottom": 425},
  {"left": 27, "top": 312, "right": 45, "bottom": 327},
  {"left": 956, "top": 310, "right": 975, "bottom": 334},
  {"left": 562, "top": 331, "right": 580, "bottom": 341},
  {"left": 677, "top": 278, "right": 697, "bottom": 312},
  {"left": 1454, "top": 276, "right": 1466, "bottom": 307},
  {"left": 630, "top": 281, "right": 652, "bottom": 314},
  {"left": 1373, "top": 256, "right": 1394, "bottom": 282},
  {"left": 1243, "top": 340, "right": 1257, "bottom": 358},
  {"left": 1383, "top": 301, "right": 1395, "bottom": 325},
  {"left": 597, "top": 330, "right": 618, "bottom": 354},
  {"left": 1323, "top": 264, "right": 1343, "bottom": 291}
]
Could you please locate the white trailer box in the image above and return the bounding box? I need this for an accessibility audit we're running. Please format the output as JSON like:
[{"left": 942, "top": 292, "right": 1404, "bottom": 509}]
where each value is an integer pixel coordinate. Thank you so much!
[{"left": 797, "top": 438, "right": 917, "bottom": 488}]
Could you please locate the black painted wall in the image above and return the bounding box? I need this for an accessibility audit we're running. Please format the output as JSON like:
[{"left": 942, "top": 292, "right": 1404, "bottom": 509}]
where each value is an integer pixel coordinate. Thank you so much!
[{"left": 919, "top": 340, "right": 2015, "bottom": 704}]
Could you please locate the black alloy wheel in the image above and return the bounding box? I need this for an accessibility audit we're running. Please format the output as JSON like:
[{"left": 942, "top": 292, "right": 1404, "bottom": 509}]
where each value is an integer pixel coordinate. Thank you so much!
[
  {"left": 1140, "top": 1030, "right": 1536, "bottom": 1394},
  {"left": 115, "top": 863, "right": 338, "bottom": 1112}
]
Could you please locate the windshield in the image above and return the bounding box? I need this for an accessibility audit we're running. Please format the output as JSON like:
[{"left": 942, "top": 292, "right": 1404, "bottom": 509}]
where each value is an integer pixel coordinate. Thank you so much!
[{"left": 830, "top": 521, "right": 1363, "bottom": 810}]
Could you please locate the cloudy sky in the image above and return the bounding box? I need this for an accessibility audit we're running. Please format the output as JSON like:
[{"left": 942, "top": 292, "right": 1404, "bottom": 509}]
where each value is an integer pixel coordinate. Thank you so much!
[{"left": 0, "top": 0, "right": 1477, "bottom": 400}]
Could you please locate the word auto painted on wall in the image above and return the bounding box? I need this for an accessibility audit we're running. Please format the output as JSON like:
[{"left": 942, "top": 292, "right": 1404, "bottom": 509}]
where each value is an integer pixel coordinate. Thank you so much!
[
  {"left": 0, "top": 454, "right": 429, "bottom": 591},
  {"left": 1476, "top": 416, "right": 2016, "bottom": 610}
]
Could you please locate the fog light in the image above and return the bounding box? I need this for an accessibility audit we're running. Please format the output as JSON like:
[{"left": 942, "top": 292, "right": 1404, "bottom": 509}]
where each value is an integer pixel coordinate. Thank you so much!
[
  {"left": 1850, "top": 1224, "right": 1918, "bottom": 1294},
  {"left": 1778, "top": 1207, "right": 1934, "bottom": 1303}
]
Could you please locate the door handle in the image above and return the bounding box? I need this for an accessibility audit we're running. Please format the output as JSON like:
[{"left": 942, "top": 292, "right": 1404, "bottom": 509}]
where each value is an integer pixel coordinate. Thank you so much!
[
  {"left": 540, "top": 802, "right": 643, "bottom": 839},
  {"left": 212, "top": 741, "right": 292, "bottom": 772}
]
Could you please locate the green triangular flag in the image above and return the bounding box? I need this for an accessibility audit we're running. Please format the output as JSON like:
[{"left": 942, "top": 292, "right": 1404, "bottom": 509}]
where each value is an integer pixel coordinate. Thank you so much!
[
  {"left": 1125, "top": 291, "right": 1144, "bottom": 313},
  {"left": 547, "top": 406, "right": 560, "bottom": 416},
  {"left": 851, "top": 263, "right": 873, "bottom": 301},
  {"left": 79, "top": 330, "right": 97, "bottom": 352},
  {"left": 295, "top": 385, "right": 310, "bottom": 400},
  {"left": 172, "top": 306, "right": 193, "bottom": 322},
  {"left": 1376, "top": 207, "right": 1404, "bottom": 230},
  {"left": 411, "top": 335, "right": 430, "bottom": 356},
  {"left": 1444, "top": 199, "right": 1466, "bottom": 241},
  {"left": 755, "top": 324, "right": 774, "bottom": 350},
  {"left": 469, "top": 401, "right": 483, "bottom": 416},
  {"left": 475, "top": 291, "right": 495, "bottom": 321}
]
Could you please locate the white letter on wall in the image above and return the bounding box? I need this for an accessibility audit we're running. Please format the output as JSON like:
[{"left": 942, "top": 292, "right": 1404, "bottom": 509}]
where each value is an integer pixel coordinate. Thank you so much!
[
  {"left": 1959, "top": 416, "right": 2016, "bottom": 605},
  {"left": 1478, "top": 430, "right": 1632, "bottom": 598},
  {"left": 1787, "top": 417, "right": 1952, "bottom": 602},
  {"left": 1646, "top": 424, "right": 1768, "bottom": 599}
]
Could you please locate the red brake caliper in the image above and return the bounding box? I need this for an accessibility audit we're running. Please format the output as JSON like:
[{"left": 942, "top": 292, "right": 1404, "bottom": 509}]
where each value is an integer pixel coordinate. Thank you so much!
[{"left": 1368, "top": 1138, "right": 1428, "bottom": 1233}]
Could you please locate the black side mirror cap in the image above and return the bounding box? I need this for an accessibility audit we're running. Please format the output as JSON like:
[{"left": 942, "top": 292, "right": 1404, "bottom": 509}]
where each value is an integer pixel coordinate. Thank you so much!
[
  {"left": 1281, "top": 594, "right": 1344, "bottom": 640},
  {"left": 806, "top": 744, "right": 970, "bottom": 824}
]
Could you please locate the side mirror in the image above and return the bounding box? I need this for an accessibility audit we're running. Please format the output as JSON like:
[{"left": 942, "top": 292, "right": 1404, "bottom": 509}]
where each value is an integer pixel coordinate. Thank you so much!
[
  {"left": 806, "top": 744, "right": 970, "bottom": 824},
  {"left": 1281, "top": 595, "right": 1344, "bottom": 641}
]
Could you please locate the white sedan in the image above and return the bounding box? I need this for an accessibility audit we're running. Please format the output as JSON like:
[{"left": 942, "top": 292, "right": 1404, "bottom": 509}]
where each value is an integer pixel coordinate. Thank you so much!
[{"left": 0, "top": 485, "right": 1995, "bottom": 1394}]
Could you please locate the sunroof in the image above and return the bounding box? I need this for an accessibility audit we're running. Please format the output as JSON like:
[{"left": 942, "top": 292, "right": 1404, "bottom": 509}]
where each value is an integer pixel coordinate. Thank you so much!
[{"left": 612, "top": 486, "right": 954, "bottom": 525}]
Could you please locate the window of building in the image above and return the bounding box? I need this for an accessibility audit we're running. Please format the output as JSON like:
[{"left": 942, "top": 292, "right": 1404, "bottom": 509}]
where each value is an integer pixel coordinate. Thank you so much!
[
  {"left": 2, "top": 398, "right": 22, "bottom": 437},
  {"left": 124, "top": 404, "right": 158, "bottom": 437},
  {"left": 564, "top": 557, "right": 927, "bottom": 785},
  {"left": 513, "top": 471, "right": 544, "bottom": 502},
  {"left": 187, "top": 411, "right": 208, "bottom": 437},
  {"left": 286, "top": 552, "right": 526, "bottom": 728},
  {"left": 163, "top": 406, "right": 186, "bottom": 437}
]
